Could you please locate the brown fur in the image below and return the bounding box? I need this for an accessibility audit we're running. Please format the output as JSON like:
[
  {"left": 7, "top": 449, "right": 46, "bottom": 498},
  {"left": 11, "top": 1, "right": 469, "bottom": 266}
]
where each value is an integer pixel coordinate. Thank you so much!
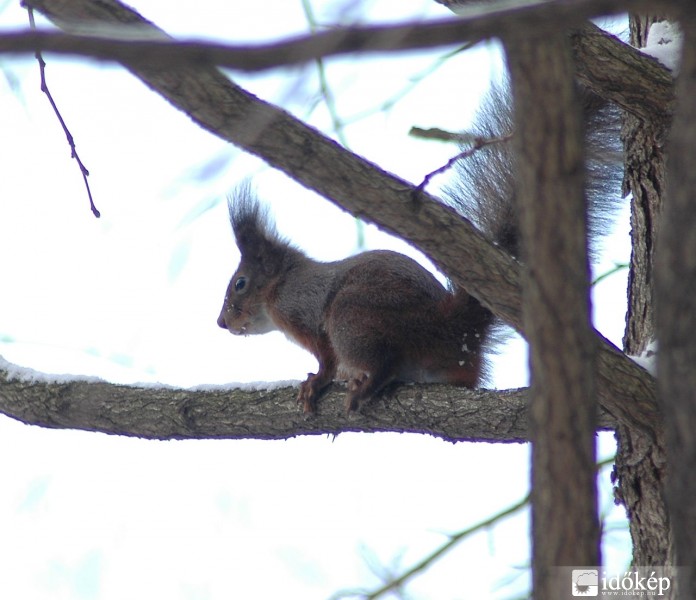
[{"left": 217, "top": 186, "right": 493, "bottom": 414}]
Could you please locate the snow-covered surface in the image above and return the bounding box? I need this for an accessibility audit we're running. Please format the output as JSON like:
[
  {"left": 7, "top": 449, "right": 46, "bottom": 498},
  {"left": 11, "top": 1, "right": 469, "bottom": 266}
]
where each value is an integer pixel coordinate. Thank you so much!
[
  {"left": 629, "top": 340, "right": 658, "bottom": 377},
  {"left": 0, "top": 354, "right": 300, "bottom": 391},
  {"left": 642, "top": 20, "right": 683, "bottom": 72},
  {"left": 0, "top": 355, "right": 105, "bottom": 385},
  {"left": 189, "top": 379, "right": 301, "bottom": 392}
]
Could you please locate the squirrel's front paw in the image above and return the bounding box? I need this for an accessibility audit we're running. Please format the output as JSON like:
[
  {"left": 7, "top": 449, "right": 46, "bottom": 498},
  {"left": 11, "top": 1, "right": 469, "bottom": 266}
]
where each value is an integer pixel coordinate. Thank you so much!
[{"left": 297, "top": 374, "right": 319, "bottom": 415}]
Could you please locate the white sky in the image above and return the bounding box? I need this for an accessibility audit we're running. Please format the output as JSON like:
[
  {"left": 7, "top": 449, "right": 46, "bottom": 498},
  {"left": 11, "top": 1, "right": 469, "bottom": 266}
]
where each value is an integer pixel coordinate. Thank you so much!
[{"left": 0, "top": 1, "right": 633, "bottom": 598}]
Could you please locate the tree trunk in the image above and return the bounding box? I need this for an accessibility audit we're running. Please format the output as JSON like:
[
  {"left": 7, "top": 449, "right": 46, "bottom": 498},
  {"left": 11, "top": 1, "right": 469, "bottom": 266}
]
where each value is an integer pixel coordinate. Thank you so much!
[
  {"left": 613, "top": 11, "right": 672, "bottom": 572},
  {"left": 657, "top": 2, "right": 696, "bottom": 592},
  {"left": 506, "top": 31, "right": 600, "bottom": 598}
]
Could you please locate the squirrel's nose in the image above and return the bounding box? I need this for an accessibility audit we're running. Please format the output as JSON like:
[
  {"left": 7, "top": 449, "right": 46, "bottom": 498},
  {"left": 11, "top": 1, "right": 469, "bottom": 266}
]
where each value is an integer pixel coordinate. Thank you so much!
[{"left": 217, "top": 313, "right": 227, "bottom": 329}]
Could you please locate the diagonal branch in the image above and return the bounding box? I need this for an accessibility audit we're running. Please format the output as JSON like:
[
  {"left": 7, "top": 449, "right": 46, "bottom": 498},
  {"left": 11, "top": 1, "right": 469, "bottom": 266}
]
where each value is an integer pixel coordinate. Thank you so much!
[
  {"left": 570, "top": 22, "right": 674, "bottom": 129},
  {"left": 21, "top": 0, "right": 662, "bottom": 440}
]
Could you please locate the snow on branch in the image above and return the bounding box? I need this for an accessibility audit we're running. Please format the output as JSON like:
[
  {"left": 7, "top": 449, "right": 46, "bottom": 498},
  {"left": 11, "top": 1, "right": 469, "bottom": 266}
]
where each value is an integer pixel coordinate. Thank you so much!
[{"left": 0, "top": 357, "right": 617, "bottom": 442}]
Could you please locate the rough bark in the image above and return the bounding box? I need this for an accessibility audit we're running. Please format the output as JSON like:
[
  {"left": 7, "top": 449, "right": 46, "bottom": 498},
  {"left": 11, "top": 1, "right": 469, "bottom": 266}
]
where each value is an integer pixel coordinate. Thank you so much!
[
  {"left": 657, "top": 3, "right": 696, "bottom": 590},
  {"left": 622, "top": 13, "right": 669, "bottom": 355},
  {"left": 20, "top": 0, "right": 663, "bottom": 442},
  {"left": 570, "top": 22, "right": 674, "bottom": 127},
  {"left": 612, "top": 430, "right": 670, "bottom": 564},
  {"left": 612, "top": 12, "right": 673, "bottom": 573},
  {"left": 506, "top": 32, "right": 599, "bottom": 598},
  {"left": 0, "top": 360, "right": 618, "bottom": 442}
]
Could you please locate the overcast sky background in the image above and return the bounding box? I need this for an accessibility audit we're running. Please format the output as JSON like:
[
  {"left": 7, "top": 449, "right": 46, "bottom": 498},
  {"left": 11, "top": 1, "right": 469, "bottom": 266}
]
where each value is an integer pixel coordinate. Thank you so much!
[{"left": 0, "top": 1, "right": 632, "bottom": 598}]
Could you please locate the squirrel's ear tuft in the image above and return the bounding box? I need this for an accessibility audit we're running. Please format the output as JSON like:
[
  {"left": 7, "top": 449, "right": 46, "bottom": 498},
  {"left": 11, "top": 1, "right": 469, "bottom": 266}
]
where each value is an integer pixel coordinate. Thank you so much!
[
  {"left": 227, "top": 182, "right": 275, "bottom": 253},
  {"left": 227, "top": 181, "right": 274, "bottom": 248}
]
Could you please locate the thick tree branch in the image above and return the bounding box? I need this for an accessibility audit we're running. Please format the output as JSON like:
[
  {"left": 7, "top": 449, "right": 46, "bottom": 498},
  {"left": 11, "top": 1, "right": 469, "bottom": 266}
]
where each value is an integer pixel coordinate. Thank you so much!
[
  {"left": 13, "top": 0, "right": 677, "bottom": 69},
  {"left": 570, "top": 22, "right": 675, "bottom": 128},
  {"left": 2, "top": 15, "right": 673, "bottom": 123},
  {"left": 21, "top": 0, "right": 662, "bottom": 441},
  {"left": 0, "top": 359, "right": 617, "bottom": 442}
]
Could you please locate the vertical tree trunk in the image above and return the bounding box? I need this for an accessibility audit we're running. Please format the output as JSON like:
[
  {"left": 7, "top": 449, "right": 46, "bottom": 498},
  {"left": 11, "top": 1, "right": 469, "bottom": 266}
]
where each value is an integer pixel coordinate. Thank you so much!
[
  {"left": 613, "top": 12, "right": 673, "bottom": 574},
  {"left": 657, "top": 3, "right": 696, "bottom": 593},
  {"left": 506, "top": 32, "right": 599, "bottom": 599},
  {"left": 622, "top": 13, "right": 668, "bottom": 354}
]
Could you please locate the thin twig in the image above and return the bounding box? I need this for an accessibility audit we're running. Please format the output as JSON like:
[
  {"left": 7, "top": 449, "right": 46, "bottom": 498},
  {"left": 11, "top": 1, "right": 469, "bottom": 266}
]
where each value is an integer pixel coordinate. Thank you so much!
[
  {"left": 592, "top": 261, "right": 629, "bottom": 285},
  {"left": 27, "top": 8, "right": 100, "bottom": 218},
  {"left": 300, "top": 0, "right": 366, "bottom": 249},
  {"left": 330, "top": 494, "right": 530, "bottom": 600},
  {"left": 300, "top": 0, "right": 348, "bottom": 146},
  {"left": 416, "top": 131, "right": 513, "bottom": 191},
  {"left": 343, "top": 43, "right": 473, "bottom": 126},
  {"left": 410, "top": 126, "right": 483, "bottom": 143},
  {"left": 332, "top": 457, "right": 617, "bottom": 600}
]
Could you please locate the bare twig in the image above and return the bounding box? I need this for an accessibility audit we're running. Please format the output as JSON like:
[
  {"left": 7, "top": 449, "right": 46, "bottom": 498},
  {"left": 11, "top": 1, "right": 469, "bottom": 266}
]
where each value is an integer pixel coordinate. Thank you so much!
[
  {"left": 332, "top": 456, "right": 617, "bottom": 600},
  {"left": 300, "top": 0, "right": 366, "bottom": 249},
  {"left": 27, "top": 7, "right": 100, "bottom": 218},
  {"left": 331, "top": 494, "right": 530, "bottom": 600},
  {"left": 593, "top": 262, "right": 629, "bottom": 285},
  {"left": 0, "top": 23, "right": 673, "bottom": 132},
  {"left": 300, "top": 0, "right": 348, "bottom": 146},
  {"left": 416, "top": 132, "right": 513, "bottom": 191},
  {"left": 410, "top": 127, "right": 482, "bottom": 143},
  {"left": 344, "top": 44, "right": 472, "bottom": 125}
]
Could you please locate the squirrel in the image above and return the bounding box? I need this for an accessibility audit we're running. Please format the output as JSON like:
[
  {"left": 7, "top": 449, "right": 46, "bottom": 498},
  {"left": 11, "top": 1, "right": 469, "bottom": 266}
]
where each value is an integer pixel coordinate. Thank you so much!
[{"left": 217, "top": 84, "right": 621, "bottom": 415}]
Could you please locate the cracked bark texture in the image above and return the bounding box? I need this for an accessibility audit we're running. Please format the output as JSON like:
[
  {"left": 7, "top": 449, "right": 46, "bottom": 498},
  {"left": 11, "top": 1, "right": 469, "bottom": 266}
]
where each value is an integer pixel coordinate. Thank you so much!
[
  {"left": 0, "top": 362, "right": 618, "bottom": 443},
  {"left": 506, "top": 30, "right": 599, "bottom": 598},
  {"left": 612, "top": 13, "right": 673, "bottom": 573},
  {"left": 621, "top": 12, "right": 670, "bottom": 355}
]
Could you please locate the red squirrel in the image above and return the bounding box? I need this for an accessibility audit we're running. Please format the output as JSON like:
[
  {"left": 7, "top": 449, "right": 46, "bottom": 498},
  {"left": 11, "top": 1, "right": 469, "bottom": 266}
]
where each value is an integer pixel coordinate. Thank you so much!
[
  {"left": 217, "top": 186, "right": 495, "bottom": 414},
  {"left": 217, "top": 85, "right": 621, "bottom": 414}
]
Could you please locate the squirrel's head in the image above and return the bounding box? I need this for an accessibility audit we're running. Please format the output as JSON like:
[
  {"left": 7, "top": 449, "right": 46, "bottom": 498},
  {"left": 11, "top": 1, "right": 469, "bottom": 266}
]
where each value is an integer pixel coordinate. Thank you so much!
[{"left": 217, "top": 184, "right": 291, "bottom": 336}]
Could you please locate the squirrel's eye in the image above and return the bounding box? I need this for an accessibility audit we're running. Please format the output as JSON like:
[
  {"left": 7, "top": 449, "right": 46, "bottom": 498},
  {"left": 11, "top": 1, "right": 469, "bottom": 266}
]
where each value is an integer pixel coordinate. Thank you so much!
[{"left": 234, "top": 276, "right": 247, "bottom": 292}]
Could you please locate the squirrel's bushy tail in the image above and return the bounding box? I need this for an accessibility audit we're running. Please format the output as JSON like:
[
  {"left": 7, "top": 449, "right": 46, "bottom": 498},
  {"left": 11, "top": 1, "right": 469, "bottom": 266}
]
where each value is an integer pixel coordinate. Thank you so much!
[
  {"left": 445, "top": 82, "right": 623, "bottom": 260},
  {"left": 443, "top": 83, "right": 623, "bottom": 381}
]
